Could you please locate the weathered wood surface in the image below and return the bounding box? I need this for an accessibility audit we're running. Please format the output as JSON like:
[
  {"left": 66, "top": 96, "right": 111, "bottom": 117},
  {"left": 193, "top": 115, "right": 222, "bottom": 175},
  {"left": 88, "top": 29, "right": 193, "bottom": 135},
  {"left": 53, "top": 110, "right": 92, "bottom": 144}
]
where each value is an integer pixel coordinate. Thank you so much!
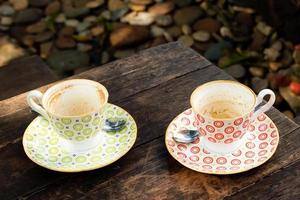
[
  {"left": 0, "top": 56, "right": 57, "bottom": 100},
  {"left": 0, "top": 42, "right": 299, "bottom": 200}
]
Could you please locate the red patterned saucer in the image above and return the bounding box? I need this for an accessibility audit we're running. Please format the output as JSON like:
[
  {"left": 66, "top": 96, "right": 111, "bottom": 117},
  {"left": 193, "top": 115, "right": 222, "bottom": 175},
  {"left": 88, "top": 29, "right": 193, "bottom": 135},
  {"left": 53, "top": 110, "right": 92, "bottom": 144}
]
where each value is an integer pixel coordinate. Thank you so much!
[{"left": 165, "top": 108, "right": 279, "bottom": 175}]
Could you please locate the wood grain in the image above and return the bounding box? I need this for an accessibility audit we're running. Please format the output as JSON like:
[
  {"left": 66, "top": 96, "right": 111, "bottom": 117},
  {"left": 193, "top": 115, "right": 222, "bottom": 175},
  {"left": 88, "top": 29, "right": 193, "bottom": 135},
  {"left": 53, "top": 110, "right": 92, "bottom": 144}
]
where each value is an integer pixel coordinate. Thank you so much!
[
  {"left": 5, "top": 65, "right": 298, "bottom": 200},
  {"left": 0, "top": 42, "right": 298, "bottom": 200},
  {"left": 0, "top": 56, "right": 57, "bottom": 100},
  {"left": 24, "top": 127, "right": 300, "bottom": 200},
  {"left": 0, "top": 42, "right": 211, "bottom": 199}
]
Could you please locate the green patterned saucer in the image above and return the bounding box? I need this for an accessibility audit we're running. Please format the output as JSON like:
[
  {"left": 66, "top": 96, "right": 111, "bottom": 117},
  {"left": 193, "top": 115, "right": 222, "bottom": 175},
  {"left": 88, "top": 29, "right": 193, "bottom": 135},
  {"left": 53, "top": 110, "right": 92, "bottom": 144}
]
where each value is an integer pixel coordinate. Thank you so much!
[{"left": 22, "top": 103, "right": 137, "bottom": 172}]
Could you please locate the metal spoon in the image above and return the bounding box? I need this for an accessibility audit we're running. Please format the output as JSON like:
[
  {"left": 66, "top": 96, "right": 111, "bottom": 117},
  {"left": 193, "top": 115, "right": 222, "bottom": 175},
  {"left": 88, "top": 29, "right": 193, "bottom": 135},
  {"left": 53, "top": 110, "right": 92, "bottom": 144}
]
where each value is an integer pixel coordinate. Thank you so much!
[
  {"left": 102, "top": 118, "right": 126, "bottom": 132},
  {"left": 172, "top": 130, "right": 199, "bottom": 143}
]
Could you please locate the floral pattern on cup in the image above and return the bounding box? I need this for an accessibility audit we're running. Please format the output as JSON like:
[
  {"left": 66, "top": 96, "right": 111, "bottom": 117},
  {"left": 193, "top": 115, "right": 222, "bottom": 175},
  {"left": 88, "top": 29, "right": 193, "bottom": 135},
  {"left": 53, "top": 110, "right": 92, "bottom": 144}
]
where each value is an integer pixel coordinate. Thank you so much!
[
  {"left": 48, "top": 110, "right": 104, "bottom": 141},
  {"left": 165, "top": 108, "right": 279, "bottom": 174},
  {"left": 194, "top": 112, "right": 253, "bottom": 145}
]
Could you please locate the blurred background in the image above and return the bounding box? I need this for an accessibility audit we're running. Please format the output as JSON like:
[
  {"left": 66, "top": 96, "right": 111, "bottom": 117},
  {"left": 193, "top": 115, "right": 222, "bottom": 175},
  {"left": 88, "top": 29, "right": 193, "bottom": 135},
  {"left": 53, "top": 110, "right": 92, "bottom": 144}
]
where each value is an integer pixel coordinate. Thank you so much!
[{"left": 0, "top": 0, "right": 300, "bottom": 118}]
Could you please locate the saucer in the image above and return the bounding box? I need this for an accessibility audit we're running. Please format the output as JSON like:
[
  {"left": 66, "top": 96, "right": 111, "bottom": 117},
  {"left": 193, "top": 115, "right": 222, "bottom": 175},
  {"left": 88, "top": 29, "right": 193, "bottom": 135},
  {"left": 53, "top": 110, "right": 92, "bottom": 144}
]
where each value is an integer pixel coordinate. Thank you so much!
[
  {"left": 23, "top": 103, "right": 137, "bottom": 172},
  {"left": 165, "top": 108, "right": 279, "bottom": 175}
]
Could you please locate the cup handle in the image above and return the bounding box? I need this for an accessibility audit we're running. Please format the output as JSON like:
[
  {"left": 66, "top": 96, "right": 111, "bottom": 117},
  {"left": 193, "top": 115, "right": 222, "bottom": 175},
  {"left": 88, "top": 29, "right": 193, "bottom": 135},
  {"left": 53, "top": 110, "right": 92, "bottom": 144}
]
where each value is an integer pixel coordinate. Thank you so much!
[
  {"left": 252, "top": 89, "right": 276, "bottom": 119},
  {"left": 27, "top": 90, "right": 49, "bottom": 120}
]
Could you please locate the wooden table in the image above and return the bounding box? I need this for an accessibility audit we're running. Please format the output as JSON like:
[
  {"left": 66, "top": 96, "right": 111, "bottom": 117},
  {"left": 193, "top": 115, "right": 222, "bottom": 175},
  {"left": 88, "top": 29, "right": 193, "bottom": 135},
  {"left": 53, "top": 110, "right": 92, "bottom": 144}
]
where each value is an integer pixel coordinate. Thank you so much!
[{"left": 0, "top": 42, "right": 299, "bottom": 200}]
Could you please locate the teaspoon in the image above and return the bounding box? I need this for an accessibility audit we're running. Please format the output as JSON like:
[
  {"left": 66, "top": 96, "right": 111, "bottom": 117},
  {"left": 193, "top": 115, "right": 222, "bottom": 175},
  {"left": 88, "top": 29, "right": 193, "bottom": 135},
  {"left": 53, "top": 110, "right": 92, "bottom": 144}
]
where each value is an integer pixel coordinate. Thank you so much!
[
  {"left": 102, "top": 118, "right": 126, "bottom": 132},
  {"left": 172, "top": 130, "right": 199, "bottom": 143}
]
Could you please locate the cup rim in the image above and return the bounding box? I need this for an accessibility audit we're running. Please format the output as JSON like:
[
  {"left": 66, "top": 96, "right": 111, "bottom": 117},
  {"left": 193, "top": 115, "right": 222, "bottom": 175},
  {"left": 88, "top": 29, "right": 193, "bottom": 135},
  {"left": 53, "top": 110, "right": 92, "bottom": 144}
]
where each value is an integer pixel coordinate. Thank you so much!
[
  {"left": 190, "top": 80, "right": 257, "bottom": 120},
  {"left": 42, "top": 79, "right": 109, "bottom": 118}
]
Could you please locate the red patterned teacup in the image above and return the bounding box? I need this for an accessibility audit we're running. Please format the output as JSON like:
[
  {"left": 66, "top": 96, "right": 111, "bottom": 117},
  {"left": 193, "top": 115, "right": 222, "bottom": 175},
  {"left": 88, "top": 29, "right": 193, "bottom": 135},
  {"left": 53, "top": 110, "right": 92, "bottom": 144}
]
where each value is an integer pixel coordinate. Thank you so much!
[{"left": 190, "top": 80, "right": 275, "bottom": 154}]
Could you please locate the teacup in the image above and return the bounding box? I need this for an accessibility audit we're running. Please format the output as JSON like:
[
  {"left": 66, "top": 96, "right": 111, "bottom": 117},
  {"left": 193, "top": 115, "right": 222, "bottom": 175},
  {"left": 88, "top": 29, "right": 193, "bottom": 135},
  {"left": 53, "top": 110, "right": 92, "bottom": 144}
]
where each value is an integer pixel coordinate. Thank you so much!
[
  {"left": 27, "top": 79, "right": 109, "bottom": 148},
  {"left": 190, "top": 80, "right": 275, "bottom": 154}
]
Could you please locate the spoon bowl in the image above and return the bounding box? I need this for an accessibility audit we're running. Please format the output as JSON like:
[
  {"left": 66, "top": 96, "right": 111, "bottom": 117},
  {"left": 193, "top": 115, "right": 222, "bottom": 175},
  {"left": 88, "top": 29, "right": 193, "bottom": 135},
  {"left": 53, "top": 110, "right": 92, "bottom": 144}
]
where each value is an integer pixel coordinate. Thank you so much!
[{"left": 172, "top": 130, "right": 199, "bottom": 143}]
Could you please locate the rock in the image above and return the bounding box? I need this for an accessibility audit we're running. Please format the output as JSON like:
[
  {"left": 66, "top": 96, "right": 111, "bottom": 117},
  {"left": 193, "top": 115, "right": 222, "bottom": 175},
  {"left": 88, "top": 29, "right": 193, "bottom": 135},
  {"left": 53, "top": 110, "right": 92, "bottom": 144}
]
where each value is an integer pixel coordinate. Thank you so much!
[
  {"left": 251, "top": 77, "right": 268, "bottom": 93},
  {"left": 34, "top": 31, "right": 54, "bottom": 43},
  {"left": 76, "top": 21, "right": 91, "bottom": 32},
  {"left": 0, "top": 36, "right": 26, "bottom": 66},
  {"left": 249, "top": 30, "right": 267, "bottom": 51},
  {"left": 174, "top": 6, "right": 204, "bottom": 25},
  {"left": 55, "top": 36, "right": 76, "bottom": 49},
  {"left": 0, "top": 5, "right": 15, "bottom": 16},
  {"left": 293, "top": 49, "right": 300, "bottom": 64},
  {"left": 47, "top": 50, "right": 90, "bottom": 72},
  {"left": 249, "top": 67, "right": 265, "bottom": 77},
  {"left": 150, "top": 36, "right": 166, "bottom": 47},
  {"left": 62, "top": 0, "right": 72, "bottom": 12},
  {"left": 22, "top": 35, "right": 34, "bottom": 46},
  {"left": 269, "top": 72, "right": 291, "bottom": 88},
  {"left": 193, "top": 18, "right": 221, "bottom": 33},
  {"left": 173, "top": 0, "right": 192, "bottom": 7},
  {"left": 59, "top": 26, "right": 75, "bottom": 37},
  {"left": 271, "top": 40, "right": 282, "bottom": 51},
  {"left": 65, "top": 7, "right": 89, "bottom": 18},
  {"left": 55, "top": 13, "right": 66, "bottom": 23},
  {"left": 101, "top": 51, "right": 110, "bottom": 64},
  {"left": 86, "top": 0, "right": 104, "bottom": 8},
  {"left": 9, "top": 0, "right": 28, "bottom": 11},
  {"left": 101, "top": 10, "right": 111, "bottom": 20},
  {"left": 220, "top": 26, "right": 233, "bottom": 38},
  {"left": 148, "top": 1, "right": 174, "bottom": 16},
  {"left": 192, "top": 41, "right": 212, "bottom": 52},
  {"left": 181, "top": 24, "right": 191, "bottom": 35},
  {"left": 91, "top": 25, "right": 104, "bottom": 36},
  {"left": 40, "top": 41, "right": 53, "bottom": 58},
  {"left": 129, "top": 3, "right": 145, "bottom": 11},
  {"left": 14, "top": 8, "right": 42, "bottom": 24},
  {"left": 73, "top": 31, "right": 93, "bottom": 41},
  {"left": 114, "top": 49, "right": 135, "bottom": 59},
  {"left": 110, "top": 25, "right": 149, "bottom": 48},
  {"left": 236, "top": 12, "right": 253, "bottom": 27},
  {"left": 178, "top": 35, "right": 194, "bottom": 47},
  {"left": 289, "top": 81, "right": 300, "bottom": 96},
  {"left": 77, "top": 43, "right": 92, "bottom": 52},
  {"left": 0, "top": 25, "right": 9, "bottom": 31},
  {"left": 192, "top": 31, "right": 210, "bottom": 42},
  {"left": 150, "top": 25, "right": 164, "bottom": 37},
  {"left": 84, "top": 16, "right": 97, "bottom": 23},
  {"left": 204, "top": 41, "right": 232, "bottom": 61},
  {"left": 279, "top": 87, "right": 300, "bottom": 113},
  {"left": 166, "top": 26, "right": 181, "bottom": 38},
  {"left": 269, "top": 62, "right": 282, "bottom": 72},
  {"left": 264, "top": 47, "right": 280, "bottom": 61},
  {"left": 1, "top": 16, "right": 13, "bottom": 25},
  {"left": 121, "top": 12, "right": 155, "bottom": 26},
  {"left": 232, "top": 5, "right": 254, "bottom": 13},
  {"left": 130, "top": 0, "right": 153, "bottom": 5},
  {"left": 73, "top": 0, "right": 90, "bottom": 8},
  {"left": 26, "top": 20, "right": 46, "bottom": 33},
  {"left": 283, "top": 110, "right": 294, "bottom": 119},
  {"left": 155, "top": 15, "right": 172, "bottom": 26},
  {"left": 45, "top": 1, "right": 61, "bottom": 15},
  {"left": 65, "top": 19, "right": 80, "bottom": 27},
  {"left": 108, "top": 0, "right": 126, "bottom": 11},
  {"left": 224, "top": 64, "right": 246, "bottom": 79},
  {"left": 10, "top": 26, "right": 27, "bottom": 41},
  {"left": 256, "top": 21, "right": 272, "bottom": 36},
  {"left": 29, "top": 0, "right": 51, "bottom": 7},
  {"left": 163, "top": 31, "right": 172, "bottom": 42},
  {"left": 111, "top": 7, "right": 129, "bottom": 20}
]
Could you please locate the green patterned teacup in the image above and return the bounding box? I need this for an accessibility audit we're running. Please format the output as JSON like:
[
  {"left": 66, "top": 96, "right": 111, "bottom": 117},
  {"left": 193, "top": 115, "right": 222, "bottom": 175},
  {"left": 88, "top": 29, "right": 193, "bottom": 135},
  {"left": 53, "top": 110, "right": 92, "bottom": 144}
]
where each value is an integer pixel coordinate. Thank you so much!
[{"left": 27, "top": 79, "right": 109, "bottom": 143}]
